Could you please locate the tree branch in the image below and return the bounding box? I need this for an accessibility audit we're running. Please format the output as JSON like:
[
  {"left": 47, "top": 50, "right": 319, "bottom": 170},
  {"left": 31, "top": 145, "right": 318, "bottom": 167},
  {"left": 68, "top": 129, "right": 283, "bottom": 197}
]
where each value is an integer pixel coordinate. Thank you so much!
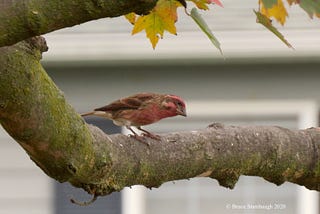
[
  {"left": 0, "top": 0, "right": 157, "bottom": 47},
  {"left": 0, "top": 37, "right": 319, "bottom": 200},
  {"left": 0, "top": 36, "right": 95, "bottom": 185},
  {"left": 89, "top": 123, "right": 320, "bottom": 193}
]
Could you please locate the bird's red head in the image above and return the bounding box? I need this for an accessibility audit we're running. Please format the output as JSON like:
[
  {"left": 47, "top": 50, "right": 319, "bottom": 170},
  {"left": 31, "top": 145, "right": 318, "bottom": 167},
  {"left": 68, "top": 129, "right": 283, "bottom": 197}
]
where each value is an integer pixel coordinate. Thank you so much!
[{"left": 162, "top": 95, "right": 187, "bottom": 117}]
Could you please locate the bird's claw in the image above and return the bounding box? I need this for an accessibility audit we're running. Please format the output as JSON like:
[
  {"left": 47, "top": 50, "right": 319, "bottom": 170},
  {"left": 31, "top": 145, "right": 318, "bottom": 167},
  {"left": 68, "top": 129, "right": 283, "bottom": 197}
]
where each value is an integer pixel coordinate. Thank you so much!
[
  {"left": 128, "top": 132, "right": 161, "bottom": 145},
  {"left": 141, "top": 132, "right": 161, "bottom": 140},
  {"left": 129, "top": 134, "right": 150, "bottom": 146}
]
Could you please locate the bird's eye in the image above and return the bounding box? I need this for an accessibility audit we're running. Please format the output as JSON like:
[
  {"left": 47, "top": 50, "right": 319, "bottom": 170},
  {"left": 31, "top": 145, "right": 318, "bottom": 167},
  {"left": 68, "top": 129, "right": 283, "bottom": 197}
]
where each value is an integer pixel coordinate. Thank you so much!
[{"left": 176, "top": 101, "right": 183, "bottom": 107}]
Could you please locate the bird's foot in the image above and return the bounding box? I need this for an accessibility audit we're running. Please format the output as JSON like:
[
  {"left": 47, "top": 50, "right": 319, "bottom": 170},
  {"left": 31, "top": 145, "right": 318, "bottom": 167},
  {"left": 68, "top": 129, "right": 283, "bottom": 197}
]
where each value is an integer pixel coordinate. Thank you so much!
[
  {"left": 141, "top": 132, "right": 161, "bottom": 140},
  {"left": 129, "top": 134, "right": 150, "bottom": 146},
  {"left": 137, "top": 127, "right": 161, "bottom": 141}
]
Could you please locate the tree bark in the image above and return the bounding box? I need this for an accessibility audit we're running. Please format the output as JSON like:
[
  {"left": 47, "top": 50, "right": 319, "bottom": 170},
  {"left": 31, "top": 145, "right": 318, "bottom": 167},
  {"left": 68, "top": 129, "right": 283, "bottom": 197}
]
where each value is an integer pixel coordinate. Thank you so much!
[
  {"left": 0, "top": 0, "right": 157, "bottom": 47},
  {"left": 0, "top": 37, "right": 319, "bottom": 199}
]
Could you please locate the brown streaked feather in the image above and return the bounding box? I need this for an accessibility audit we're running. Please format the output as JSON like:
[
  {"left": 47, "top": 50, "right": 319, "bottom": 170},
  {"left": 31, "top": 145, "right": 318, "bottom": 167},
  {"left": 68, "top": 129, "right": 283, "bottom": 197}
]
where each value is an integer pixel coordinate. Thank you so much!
[
  {"left": 94, "top": 93, "right": 158, "bottom": 112},
  {"left": 81, "top": 111, "right": 112, "bottom": 118},
  {"left": 81, "top": 111, "right": 95, "bottom": 116}
]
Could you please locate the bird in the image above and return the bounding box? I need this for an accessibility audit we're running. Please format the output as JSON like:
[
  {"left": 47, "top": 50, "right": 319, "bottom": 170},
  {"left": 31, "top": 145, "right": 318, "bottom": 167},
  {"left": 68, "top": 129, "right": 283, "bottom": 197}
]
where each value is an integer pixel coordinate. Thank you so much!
[{"left": 81, "top": 92, "right": 187, "bottom": 142}]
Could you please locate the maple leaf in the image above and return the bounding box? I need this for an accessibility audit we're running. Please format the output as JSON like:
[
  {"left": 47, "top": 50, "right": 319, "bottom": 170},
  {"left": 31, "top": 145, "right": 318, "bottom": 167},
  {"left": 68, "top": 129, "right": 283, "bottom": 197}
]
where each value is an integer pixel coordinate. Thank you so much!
[
  {"left": 189, "top": 0, "right": 210, "bottom": 10},
  {"left": 188, "top": 0, "right": 223, "bottom": 10},
  {"left": 125, "top": 13, "right": 136, "bottom": 25},
  {"left": 131, "top": 0, "right": 182, "bottom": 49},
  {"left": 260, "top": 0, "right": 288, "bottom": 25},
  {"left": 209, "top": 0, "right": 223, "bottom": 7},
  {"left": 286, "top": 0, "right": 320, "bottom": 18},
  {"left": 261, "top": 0, "right": 278, "bottom": 8},
  {"left": 299, "top": 0, "right": 320, "bottom": 18},
  {"left": 190, "top": 8, "right": 222, "bottom": 54},
  {"left": 254, "top": 10, "right": 293, "bottom": 48}
]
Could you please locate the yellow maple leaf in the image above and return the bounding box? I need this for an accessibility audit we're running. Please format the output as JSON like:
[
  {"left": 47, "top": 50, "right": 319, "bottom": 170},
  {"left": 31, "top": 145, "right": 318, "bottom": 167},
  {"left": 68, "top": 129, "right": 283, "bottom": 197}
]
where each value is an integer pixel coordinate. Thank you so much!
[
  {"left": 125, "top": 13, "right": 136, "bottom": 25},
  {"left": 260, "top": 0, "right": 288, "bottom": 25},
  {"left": 254, "top": 10, "right": 293, "bottom": 48},
  {"left": 132, "top": 13, "right": 164, "bottom": 48},
  {"left": 189, "top": 0, "right": 223, "bottom": 10},
  {"left": 189, "top": 0, "right": 210, "bottom": 10},
  {"left": 132, "top": 0, "right": 182, "bottom": 49}
]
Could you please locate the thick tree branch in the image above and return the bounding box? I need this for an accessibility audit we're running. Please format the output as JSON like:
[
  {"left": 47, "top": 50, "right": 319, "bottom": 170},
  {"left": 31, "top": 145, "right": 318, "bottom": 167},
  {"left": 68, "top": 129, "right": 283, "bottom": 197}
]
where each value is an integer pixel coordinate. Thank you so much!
[
  {"left": 0, "top": 36, "right": 96, "bottom": 185},
  {"left": 0, "top": 37, "right": 319, "bottom": 200},
  {"left": 96, "top": 124, "right": 320, "bottom": 192},
  {"left": 0, "top": 0, "right": 157, "bottom": 47}
]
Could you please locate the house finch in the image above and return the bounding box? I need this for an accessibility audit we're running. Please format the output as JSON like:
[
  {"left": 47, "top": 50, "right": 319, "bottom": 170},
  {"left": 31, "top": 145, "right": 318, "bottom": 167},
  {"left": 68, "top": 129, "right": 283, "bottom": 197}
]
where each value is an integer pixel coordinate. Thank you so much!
[{"left": 81, "top": 93, "right": 187, "bottom": 142}]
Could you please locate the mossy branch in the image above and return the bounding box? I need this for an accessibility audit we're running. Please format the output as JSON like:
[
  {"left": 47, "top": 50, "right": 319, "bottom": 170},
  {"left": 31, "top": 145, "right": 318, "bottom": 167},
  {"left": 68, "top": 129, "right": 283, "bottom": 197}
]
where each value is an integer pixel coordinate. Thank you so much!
[
  {"left": 0, "top": 36, "right": 97, "bottom": 187},
  {"left": 0, "top": 37, "right": 319, "bottom": 199},
  {"left": 0, "top": 0, "right": 157, "bottom": 47}
]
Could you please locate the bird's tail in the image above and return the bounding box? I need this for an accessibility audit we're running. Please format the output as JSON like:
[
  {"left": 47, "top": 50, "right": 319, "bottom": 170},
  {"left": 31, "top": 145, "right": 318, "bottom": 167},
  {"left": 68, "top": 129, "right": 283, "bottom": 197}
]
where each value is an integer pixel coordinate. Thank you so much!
[
  {"left": 80, "top": 111, "right": 112, "bottom": 118},
  {"left": 80, "top": 111, "right": 95, "bottom": 117}
]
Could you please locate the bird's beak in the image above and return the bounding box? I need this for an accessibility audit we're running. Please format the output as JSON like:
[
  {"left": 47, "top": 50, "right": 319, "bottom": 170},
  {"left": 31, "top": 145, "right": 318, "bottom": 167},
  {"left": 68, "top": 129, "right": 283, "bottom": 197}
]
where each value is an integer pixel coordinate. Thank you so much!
[{"left": 177, "top": 108, "right": 187, "bottom": 117}]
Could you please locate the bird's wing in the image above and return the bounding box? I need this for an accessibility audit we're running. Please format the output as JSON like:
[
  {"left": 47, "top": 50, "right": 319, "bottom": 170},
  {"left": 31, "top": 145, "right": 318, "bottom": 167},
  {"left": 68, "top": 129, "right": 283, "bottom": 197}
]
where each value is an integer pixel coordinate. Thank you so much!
[{"left": 94, "top": 93, "right": 155, "bottom": 112}]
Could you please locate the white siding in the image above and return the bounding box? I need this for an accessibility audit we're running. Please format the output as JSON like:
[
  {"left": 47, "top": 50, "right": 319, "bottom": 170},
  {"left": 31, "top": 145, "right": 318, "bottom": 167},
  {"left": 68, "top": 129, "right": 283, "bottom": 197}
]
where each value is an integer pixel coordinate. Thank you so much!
[{"left": 0, "top": 128, "right": 53, "bottom": 214}]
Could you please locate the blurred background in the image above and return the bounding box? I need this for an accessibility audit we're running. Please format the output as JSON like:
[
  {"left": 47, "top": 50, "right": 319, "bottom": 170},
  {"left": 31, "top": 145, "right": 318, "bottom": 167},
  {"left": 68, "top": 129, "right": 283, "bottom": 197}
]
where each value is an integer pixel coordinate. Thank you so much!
[{"left": 1, "top": 0, "right": 320, "bottom": 213}]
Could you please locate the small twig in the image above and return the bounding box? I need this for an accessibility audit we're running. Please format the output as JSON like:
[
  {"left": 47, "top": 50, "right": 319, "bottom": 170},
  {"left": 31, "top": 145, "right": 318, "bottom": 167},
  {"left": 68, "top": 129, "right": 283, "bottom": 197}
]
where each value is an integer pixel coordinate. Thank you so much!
[
  {"left": 184, "top": 7, "right": 190, "bottom": 16},
  {"left": 70, "top": 194, "right": 98, "bottom": 206}
]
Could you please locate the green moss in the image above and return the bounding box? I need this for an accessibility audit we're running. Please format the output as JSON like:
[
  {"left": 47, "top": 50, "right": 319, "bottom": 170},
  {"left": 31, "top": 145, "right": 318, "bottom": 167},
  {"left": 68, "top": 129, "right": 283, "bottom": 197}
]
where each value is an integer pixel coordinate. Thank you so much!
[
  {"left": 315, "top": 161, "right": 320, "bottom": 177},
  {"left": 27, "top": 10, "right": 44, "bottom": 34},
  {"left": 0, "top": 39, "right": 96, "bottom": 183}
]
